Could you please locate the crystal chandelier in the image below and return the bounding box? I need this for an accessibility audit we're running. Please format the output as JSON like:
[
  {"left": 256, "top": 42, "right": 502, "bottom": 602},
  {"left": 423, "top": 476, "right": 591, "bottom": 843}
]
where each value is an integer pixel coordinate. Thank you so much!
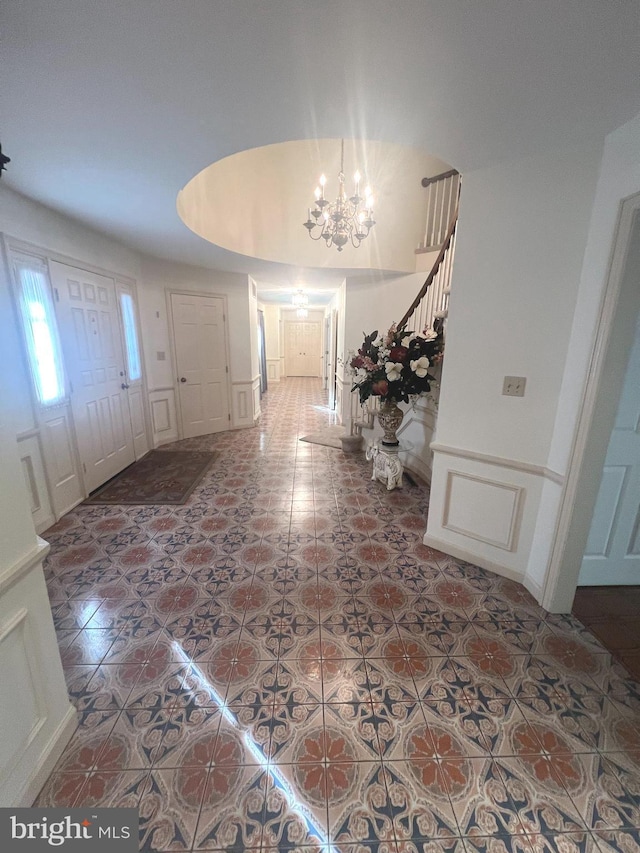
[{"left": 303, "top": 140, "right": 375, "bottom": 252}]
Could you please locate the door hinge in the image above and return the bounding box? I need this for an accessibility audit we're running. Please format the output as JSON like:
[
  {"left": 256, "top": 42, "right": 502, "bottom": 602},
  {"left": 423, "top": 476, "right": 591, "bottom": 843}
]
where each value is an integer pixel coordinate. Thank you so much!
[
  {"left": 223, "top": 314, "right": 226, "bottom": 322},
  {"left": 225, "top": 366, "right": 229, "bottom": 373},
  {"left": 54, "top": 288, "right": 59, "bottom": 302},
  {"left": 69, "top": 381, "right": 74, "bottom": 393},
  {"left": 82, "top": 463, "right": 87, "bottom": 474},
  {"left": 228, "top": 413, "right": 231, "bottom": 421}
]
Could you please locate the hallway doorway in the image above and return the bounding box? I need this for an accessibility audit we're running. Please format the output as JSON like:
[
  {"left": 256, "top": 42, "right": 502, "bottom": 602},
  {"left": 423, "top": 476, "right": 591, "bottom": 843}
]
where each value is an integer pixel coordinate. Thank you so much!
[{"left": 169, "top": 291, "right": 231, "bottom": 438}]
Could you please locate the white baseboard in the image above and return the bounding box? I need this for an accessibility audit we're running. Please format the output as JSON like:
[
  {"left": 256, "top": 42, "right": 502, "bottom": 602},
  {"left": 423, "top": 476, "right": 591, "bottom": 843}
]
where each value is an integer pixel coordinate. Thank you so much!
[
  {"left": 18, "top": 703, "right": 78, "bottom": 806},
  {"left": 35, "top": 514, "right": 56, "bottom": 535},
  {"left": 422, "top": 533, "right": 524, "bottom": 584},
  {"left": 522, "top": 575, "right": 544, "bottom": 608}
]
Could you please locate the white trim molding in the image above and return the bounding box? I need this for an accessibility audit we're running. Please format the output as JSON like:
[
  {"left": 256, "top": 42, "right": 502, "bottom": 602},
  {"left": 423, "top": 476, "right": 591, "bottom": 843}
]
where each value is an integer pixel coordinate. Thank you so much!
[
  {"left": 425, "top": 446, "right": 545, "bottom": 593},
  {"left": 541, "top": 193, "right": 640, "bottom": 612},
  {"left": 431, "top": 442, "right": 564, "bottom": 485},
  {"left": 442, "top": 470, "right": 525, "bottom": 552},
  {"left": 0, "top": 538, "right": 49, "bottom": 597},
  {"left": 423, "top": 534, "right": 524, "bottom": 582}
]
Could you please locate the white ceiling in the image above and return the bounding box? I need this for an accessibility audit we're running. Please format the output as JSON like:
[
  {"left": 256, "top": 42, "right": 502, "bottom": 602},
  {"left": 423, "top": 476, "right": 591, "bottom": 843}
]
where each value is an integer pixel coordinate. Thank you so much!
[{"left": 2, "top": 0, "right": 640, "bottom": 295}]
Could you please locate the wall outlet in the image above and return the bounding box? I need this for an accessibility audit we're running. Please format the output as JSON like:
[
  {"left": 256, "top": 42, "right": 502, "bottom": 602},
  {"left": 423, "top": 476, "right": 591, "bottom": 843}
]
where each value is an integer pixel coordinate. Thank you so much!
[{"left": 502, "top": 376, "right": 526, "bottom": 397}]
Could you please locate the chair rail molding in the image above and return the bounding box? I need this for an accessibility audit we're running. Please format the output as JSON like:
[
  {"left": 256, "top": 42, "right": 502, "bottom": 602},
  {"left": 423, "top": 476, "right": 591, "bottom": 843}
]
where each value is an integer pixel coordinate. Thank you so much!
[{"left": 430, "top": 442, "right": 565, "bottom": 485}]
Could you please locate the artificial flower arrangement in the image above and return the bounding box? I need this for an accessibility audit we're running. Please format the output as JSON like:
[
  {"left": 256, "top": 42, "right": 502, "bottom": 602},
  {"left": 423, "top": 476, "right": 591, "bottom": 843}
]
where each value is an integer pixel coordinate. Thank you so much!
[{"left": 349, "top": 321, "right": 445, "bottom": 405}]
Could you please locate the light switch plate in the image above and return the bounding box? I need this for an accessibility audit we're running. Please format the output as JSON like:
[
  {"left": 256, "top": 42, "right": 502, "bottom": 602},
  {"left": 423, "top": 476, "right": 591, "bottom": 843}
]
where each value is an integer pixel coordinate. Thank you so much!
[{"left": 502, "top": 376, "right": 526, "bottom": 397}]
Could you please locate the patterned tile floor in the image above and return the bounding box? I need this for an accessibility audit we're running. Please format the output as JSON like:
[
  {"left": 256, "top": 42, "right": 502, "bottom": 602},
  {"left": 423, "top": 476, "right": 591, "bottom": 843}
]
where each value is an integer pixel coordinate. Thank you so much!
[{"left": 36, "top": 378, "right": 640, "bottom": 853}]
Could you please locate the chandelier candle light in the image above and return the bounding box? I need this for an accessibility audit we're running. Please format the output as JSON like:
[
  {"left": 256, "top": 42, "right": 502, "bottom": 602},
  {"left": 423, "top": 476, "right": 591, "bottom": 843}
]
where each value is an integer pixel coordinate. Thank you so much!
[
  {"left": 292, "top": 289, "right": 309, "bottom": 318},
  {"left": 304, "top": 140, "right": 375, "bottom": 251}
]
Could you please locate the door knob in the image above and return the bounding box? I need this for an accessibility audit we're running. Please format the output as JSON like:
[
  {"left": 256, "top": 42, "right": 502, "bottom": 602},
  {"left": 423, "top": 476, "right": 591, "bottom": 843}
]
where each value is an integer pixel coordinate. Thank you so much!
[
  {"left": 121, "top": 383, "right": 130, "bottom": 390},
  {"left": 180, "top": 377, "right": 187, "bottom": 383}
]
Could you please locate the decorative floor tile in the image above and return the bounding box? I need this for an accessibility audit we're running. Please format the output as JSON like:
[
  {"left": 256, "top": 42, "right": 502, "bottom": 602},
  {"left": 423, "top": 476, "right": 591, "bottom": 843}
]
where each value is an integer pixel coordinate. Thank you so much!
[
  {"left": 35, "top": 379, "right": 640, "bottom": 852},
  {"left": 382, "top": 761, "right": 460, "bottom": 844},
  {"left": 193, "top": 766, "right": 268, "bottom": 850}
]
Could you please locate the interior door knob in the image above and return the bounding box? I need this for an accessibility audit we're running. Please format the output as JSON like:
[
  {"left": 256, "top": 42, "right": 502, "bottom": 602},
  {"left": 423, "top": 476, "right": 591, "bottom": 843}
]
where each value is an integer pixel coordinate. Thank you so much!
[
  {"left": 180, "top": 377, "right": 187, "bottom": 383},
  {"left": 121, "top": 383, "right": 130, "bottom": 390}
]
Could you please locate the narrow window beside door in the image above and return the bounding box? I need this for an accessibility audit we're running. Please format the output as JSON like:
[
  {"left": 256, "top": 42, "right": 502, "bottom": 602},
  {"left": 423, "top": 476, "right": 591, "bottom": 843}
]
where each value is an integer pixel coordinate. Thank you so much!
[
  {"left": 14, "top": 256, "right": 66, "bottom": 406},
  {"left": 120, "top": 292, "right": 142, "bottom": 381}
]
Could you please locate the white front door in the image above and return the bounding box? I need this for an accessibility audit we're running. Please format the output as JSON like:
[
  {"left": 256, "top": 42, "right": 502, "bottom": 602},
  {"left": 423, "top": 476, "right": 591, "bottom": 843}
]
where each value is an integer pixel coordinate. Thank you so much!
[
  {"left": 285, "top": 321, "right": 321, "bottom": 376},
  {"left": 170, "top": 293, "right": 230, "bottom": 438},
  {"left": 580, "top": 312, "right": 640, "bottom": 585},
  {"left": 50, "top": 262, "right": 136, "bottom": 493}
]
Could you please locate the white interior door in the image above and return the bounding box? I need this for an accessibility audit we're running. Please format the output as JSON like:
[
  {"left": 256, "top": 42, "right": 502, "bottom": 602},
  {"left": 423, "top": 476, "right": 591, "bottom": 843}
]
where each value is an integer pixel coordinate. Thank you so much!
[
  {"left": 50, "top": 262, "right": 135, "bottom": 493},
  {"left": 580, "top": 312, "right": 640, "bottom": 585},
  {"left": 170, "top": 293, "right": 230, "bottom": 438},
  {"left": 285, "top": 321, "right": 321, "bottom": 376}
]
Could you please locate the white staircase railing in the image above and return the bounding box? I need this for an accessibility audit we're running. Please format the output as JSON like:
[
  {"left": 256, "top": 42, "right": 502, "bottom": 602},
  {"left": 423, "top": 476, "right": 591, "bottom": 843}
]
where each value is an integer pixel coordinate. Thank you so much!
[{"left": 418, "top": 169, "right": 460, "bottom": 251}]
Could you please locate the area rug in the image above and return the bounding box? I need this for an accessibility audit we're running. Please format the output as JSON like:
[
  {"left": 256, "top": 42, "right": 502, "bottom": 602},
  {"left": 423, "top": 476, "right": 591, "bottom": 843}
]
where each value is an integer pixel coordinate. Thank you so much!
[
  {"left": 85, "top": 450, "right": 217, "bottom": 505},
  {"left": 299, "top": 426, "right": 345, "bottom": 449}
]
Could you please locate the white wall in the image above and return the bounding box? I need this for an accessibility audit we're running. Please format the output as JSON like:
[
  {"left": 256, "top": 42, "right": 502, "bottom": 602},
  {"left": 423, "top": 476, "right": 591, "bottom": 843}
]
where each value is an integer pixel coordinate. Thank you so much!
[
  {"left": 0, "top": 200, "right": 77, "bottom": 802},
  {"left": 343, "top": 273, "right": 424, "bottom": 358},
  {"left": 263, "top": 303, "right": 282, "bottom": 383},
  {"left": 281, "top": 308, "right": 325, "bottom": 378},
  {"left": 248, "top": 278, "right": 261, "bottom": 421},
  {"left": 139, "top": 256, "right": 255, "bottom": 435},
  {"left": 540, "top": 111, "right": 640, "bottom": 610},
  {"left": 0, "top": 187, "right": 144, "bottom": 527},
  {"left": 425, "top": 138, "right": 604, "bottom": 596},
  {"left": 0, "top": 186, "right": 259, "bottom": 509},
  {"left": 0, "top": 187, "right": 141, "bottom": 434}
]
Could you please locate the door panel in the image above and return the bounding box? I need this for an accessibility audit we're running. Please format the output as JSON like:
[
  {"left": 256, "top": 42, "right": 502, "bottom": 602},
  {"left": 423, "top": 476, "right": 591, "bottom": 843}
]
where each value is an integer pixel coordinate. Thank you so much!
[
  {"left": 580, "top": 313, "right": 640, "bottom": 585},
  {"left": 285, "top": 321, "right": 321, "bottom": 376},
  {"left": 170, "top": 293, "right": 230, "bottom": 438},
  {"left": 50, "top": 262, "right": 135, "bottom": 493}
]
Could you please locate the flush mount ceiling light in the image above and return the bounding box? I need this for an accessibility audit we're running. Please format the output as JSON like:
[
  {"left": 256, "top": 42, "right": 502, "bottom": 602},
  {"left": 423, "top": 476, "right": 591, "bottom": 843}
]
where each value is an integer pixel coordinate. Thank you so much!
[
  {"left": 292, "top": 289, "right": 309, "bottom": 307},
  {"left": 296, "top": 307, "right": 309, "bottom": 319},
  {"left": 303, "top": 139, "right": 375, "bottom": 252}
]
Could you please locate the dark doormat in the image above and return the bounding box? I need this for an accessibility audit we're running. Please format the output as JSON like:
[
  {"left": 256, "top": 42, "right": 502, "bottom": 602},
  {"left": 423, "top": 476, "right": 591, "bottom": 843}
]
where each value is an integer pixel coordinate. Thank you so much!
[{"left": 85, "top": 450, "right": 217, "bottom": 505}]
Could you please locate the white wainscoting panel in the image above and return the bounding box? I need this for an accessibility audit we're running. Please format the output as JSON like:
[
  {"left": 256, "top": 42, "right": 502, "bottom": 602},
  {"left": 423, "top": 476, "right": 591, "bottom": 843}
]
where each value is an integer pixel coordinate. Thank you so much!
[
  {"left": 252, "top": 376, "right": 261, "bottom": 422},
  {"left": 425, "top": 449, "right": 544, "bottom": 591},
  {"left": 39, "top": 405, "right": 84, "bottom": 516},
  {"left": 16, "top": 432, "right": 54, "bottom": 534},
  {"left": 266, "top": 358, "right": 281, "bottom": 382},
  {"left": 0, "top": 545, "right": 77, "bottom": 805},
  {"left": 148, "top": 387, "right": 178, "bottom": 446},
  {"left": 232, "top": 381, "right": 257, "bottom": 429},
  {"left": 128, "top": 386, "right": 149, "bottom": 460},
  {"left": 443, "top": 471, "right": 524, "bottom": 551}
]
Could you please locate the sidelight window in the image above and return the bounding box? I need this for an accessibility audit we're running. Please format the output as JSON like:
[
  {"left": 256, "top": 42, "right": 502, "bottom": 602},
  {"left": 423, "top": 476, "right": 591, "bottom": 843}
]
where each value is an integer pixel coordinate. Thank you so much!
[
  {"left": 119, "top": 291, "right": 141, "bottom": 382},
  {"left": 14, "top": 255, "right": 66, "bottom": 406}
]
